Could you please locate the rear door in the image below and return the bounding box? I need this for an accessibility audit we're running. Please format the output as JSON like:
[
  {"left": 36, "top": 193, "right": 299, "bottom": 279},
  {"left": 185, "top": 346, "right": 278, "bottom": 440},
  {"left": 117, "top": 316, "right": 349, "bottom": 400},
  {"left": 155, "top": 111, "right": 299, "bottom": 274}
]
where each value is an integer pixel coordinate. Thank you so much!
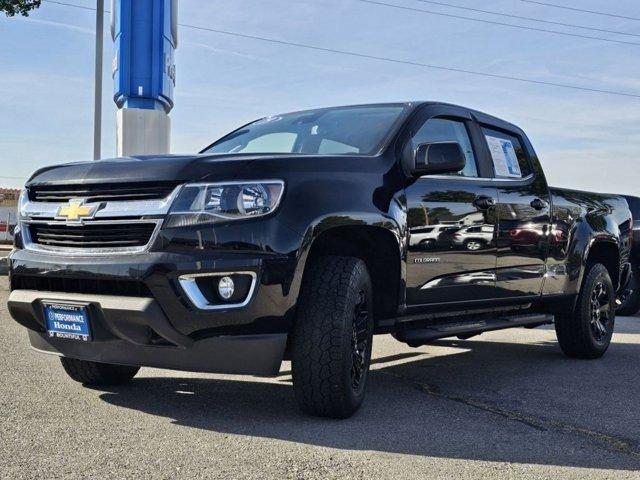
[
  {"left": 478, "top": 124, "right": 552, "bottom": 299},
  {"left": 404, "top": 106, "right": 499, "bottom": 307}
]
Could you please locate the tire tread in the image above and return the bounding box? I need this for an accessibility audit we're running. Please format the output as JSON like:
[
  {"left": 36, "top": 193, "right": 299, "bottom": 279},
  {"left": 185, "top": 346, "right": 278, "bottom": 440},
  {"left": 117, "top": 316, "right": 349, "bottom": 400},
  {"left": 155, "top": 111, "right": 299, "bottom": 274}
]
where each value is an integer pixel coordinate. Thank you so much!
[
  {"left": 291, "top": 256, "right": 371, "bottom": 419},
  {"left": 60, "top": 357, "right": 139, "bottom": 386},
  {"left": 555, "top": 263, "right": 615, "bottom": 359}
]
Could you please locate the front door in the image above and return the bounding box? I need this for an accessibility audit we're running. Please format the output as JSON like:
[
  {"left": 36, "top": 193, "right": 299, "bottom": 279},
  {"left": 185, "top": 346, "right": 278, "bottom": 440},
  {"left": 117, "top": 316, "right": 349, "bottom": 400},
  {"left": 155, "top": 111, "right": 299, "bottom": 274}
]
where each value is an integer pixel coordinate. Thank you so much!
[{"left": 405, "top": 114, "right": 499, "bottom": 307}]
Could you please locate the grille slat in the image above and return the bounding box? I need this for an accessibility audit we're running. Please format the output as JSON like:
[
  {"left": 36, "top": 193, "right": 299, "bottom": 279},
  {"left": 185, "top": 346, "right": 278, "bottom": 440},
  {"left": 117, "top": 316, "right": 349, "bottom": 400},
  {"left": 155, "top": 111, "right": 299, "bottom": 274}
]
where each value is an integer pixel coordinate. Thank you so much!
[
  {"left": 29, "top": 182, "right": 179, "bottom": 203},
  {"left": 36, "top": 193, "right": 163, "bottom": 202},
  {"left": 11, "top": 275, "right": 152, "bottom": 297},
  {"left": 34, "top": 229, "right": 153, "bottom": 239},
  {"left": 36, "top": 232, "right": 151, "bottom": 238},
  {"left": 29, "top": 223, "right": 156, "bottom": 249},
  {"left": 36, "top": 239, "right": 143, "bottom": 246}
]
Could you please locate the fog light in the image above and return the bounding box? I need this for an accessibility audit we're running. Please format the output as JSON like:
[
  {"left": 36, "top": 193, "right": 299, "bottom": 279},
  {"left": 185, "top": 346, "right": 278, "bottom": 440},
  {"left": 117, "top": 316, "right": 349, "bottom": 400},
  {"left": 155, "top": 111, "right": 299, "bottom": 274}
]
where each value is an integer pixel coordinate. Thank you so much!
[{"left": 218, "top": 276, "right": 235, "bottom": 300}]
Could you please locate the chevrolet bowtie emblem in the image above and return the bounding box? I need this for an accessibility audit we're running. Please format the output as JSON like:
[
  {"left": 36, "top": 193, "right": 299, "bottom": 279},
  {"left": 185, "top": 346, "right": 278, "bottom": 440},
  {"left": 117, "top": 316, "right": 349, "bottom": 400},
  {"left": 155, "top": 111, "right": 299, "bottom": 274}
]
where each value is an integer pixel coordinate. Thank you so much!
[{"left": 56, "top": 200, "right": 96, "bottom": 222}]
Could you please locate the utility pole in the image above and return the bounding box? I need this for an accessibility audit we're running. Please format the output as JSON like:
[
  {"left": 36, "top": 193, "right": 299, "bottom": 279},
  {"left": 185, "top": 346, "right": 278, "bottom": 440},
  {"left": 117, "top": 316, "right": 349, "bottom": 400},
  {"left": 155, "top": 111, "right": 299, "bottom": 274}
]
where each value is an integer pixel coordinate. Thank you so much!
[{"left": 93, "top": 0, "right": 104, "bottom": 160}]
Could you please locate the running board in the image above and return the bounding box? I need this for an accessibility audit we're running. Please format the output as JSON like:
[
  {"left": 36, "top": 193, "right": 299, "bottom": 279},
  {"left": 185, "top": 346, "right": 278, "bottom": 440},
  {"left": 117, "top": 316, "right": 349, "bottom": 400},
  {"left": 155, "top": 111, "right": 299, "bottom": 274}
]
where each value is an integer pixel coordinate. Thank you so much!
[{"left": 395, "top": 313, "right": 554, "bottom": 345}]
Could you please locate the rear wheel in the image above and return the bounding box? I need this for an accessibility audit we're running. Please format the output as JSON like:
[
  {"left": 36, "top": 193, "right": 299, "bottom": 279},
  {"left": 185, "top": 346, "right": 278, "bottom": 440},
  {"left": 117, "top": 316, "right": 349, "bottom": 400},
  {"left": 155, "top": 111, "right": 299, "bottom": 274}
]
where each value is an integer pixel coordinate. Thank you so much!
[
  {"left": 60, "top": 357, "right": 139, "bottom": 386},
  {"left": 291, "top": 256, "right": 374, "bottom": 419},
  {"left": 555, "top": 263, "right": 616, "bottom": 359},
  {"left": 464, "top": 239, "right": 483, "bottom": 251}
]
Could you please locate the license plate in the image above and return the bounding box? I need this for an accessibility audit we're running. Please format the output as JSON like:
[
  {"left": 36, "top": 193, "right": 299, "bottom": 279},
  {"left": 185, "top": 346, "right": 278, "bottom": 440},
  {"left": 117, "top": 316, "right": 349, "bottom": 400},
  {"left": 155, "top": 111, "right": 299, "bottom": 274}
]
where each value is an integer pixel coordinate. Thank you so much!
[{"left": 44, "top": 303, "right": 91, "bottom": 341}]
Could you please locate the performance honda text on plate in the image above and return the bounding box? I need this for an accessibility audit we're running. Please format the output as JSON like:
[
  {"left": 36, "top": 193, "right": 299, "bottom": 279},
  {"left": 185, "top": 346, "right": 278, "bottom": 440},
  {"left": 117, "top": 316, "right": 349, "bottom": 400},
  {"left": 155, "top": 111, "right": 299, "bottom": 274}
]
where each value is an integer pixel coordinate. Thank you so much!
[{"left": 8, "top": 102, "right": 633, "bottom": 418}]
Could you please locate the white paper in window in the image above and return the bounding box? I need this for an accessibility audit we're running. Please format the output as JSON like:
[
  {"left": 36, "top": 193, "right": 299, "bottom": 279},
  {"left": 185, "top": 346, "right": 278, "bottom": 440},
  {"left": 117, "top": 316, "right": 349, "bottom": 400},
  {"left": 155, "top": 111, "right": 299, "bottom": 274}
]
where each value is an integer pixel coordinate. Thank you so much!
[{"left": 485, "top": 135, "right": 522, "bottom": 178}]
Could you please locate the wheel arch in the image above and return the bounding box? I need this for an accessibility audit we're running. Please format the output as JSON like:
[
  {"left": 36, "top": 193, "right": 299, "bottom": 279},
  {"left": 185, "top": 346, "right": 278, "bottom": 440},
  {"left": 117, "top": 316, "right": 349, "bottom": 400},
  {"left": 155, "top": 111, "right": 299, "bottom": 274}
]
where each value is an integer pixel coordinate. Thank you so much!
[
  {"left": 585, "top": 239, "right": 620, "bottom": 290},
  {"left": 290, "top": 218, "right": 404, "bottom": 327}
]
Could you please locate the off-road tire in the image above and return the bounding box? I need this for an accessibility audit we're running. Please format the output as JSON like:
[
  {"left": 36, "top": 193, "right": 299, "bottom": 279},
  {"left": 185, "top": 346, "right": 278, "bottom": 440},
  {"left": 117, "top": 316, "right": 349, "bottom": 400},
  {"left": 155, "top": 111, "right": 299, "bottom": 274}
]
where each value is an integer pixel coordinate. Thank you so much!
[
  {"left": 291, "top": 256, "right": 374, "bottom": 419},
  {"left": 616, "top": 268, "right": 640, "bottom": 316},
  {"left": 555, "top": 263, "right": 616, "bottom": 359},
  {"left": 60, "top": 357, "right": 139, "bottom": 386}
]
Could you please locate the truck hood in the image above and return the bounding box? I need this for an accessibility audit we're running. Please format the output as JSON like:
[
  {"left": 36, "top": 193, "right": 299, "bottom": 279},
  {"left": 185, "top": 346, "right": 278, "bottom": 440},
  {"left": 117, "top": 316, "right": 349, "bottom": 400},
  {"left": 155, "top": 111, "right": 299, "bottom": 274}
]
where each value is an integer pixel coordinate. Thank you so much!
[{"left": 25, "top": 154, "right": 273, "bottom": 186}]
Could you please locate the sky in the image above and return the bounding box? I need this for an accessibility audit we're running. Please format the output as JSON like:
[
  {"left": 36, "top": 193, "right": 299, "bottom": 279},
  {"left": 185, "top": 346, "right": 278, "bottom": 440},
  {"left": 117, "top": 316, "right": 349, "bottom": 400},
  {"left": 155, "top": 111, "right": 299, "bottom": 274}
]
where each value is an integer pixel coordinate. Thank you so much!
[{"left": 1, "top": 0, "right": 640, "bottom": 194}]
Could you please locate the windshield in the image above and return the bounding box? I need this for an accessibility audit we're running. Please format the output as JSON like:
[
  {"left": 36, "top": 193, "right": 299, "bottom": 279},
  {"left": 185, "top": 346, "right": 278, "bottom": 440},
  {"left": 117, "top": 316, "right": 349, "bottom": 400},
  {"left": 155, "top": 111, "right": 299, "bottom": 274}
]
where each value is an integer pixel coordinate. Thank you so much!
[{"left": 202, "top": 105, "right": 406, "bottom": 156}]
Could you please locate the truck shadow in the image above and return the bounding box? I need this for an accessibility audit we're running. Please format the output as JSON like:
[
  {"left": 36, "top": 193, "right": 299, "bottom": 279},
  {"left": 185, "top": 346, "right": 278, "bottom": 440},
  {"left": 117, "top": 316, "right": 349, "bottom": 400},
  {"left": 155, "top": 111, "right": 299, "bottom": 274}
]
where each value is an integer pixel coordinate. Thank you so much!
[{"left": 95, "top": 332, "right": 640, "bottom": 471}]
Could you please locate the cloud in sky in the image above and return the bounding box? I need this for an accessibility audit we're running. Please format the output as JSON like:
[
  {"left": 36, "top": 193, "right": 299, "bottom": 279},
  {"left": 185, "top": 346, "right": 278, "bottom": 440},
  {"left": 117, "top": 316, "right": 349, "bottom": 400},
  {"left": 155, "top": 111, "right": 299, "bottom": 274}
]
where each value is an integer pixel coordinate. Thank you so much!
[
  {"left": 0, "top": 0, "right": 639, "bottom": 194},
  {"left": 12, "top": 15, "right": 95, "bottom": 35}
]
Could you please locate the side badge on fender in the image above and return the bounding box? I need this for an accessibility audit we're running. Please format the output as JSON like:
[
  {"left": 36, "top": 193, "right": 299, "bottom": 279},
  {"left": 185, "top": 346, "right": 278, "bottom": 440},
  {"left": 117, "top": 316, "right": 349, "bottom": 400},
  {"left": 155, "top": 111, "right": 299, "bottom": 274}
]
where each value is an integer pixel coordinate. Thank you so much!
[{"left": 413, "top": 257, "right": 441, "bottom": 264}]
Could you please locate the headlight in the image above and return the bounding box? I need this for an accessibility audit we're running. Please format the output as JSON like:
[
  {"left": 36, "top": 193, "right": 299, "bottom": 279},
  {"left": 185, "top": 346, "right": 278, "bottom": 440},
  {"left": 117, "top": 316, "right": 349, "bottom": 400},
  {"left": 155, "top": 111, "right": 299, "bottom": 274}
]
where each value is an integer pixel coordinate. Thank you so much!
[
  {"left": 164, "top": 180, "right": 285, "bottom": 228},
  {"left": 16, "top": 188, "right": 29, "bottom": 230}
]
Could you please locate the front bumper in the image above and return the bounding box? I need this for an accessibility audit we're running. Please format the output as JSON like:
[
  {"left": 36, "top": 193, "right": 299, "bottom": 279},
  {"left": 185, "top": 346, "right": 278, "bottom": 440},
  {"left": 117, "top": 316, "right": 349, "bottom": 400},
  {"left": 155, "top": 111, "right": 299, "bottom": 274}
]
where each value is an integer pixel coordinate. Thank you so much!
[
  {"left": 9, "top": 247, "right": 299, "bottom": 337},
  {"left": 9, "top": 289, "right": 287, "bottom": 376},
  {"left": 8, "top": 233, "right": 304, "bottom": 376}
]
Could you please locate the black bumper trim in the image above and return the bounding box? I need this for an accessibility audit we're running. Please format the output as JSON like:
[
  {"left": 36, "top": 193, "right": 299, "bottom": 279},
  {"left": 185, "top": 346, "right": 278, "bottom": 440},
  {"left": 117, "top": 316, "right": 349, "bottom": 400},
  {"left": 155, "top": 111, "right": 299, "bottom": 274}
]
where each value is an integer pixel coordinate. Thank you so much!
[{"left": 28, "top": 330, "right": 287, "bottom": 377}]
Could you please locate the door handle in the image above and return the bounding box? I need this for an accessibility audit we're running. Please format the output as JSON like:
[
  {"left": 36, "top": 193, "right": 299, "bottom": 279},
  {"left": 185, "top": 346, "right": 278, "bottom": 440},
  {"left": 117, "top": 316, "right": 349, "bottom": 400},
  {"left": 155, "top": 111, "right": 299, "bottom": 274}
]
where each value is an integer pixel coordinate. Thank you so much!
[
  {"left": 530, "top": 198, "right": 548, "bottom": 211},
  {"left": 473, "top": 196, "right": 496, "bottom": 210}
]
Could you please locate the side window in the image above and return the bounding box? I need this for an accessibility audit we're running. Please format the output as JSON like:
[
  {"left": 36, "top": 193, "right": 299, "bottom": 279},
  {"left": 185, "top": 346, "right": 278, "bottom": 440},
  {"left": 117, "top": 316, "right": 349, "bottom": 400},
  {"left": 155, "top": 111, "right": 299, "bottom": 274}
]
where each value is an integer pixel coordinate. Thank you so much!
[
  {"left": 410, "top": 118, "right": 479, "bottom": 178},
  {"left": 481, "top": 127, "right": 532, "bottom": 179}
]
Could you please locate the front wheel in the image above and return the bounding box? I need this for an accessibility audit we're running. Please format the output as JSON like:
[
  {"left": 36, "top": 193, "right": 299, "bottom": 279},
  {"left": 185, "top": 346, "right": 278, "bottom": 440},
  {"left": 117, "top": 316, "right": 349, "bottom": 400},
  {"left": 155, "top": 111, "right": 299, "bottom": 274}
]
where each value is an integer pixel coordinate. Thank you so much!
[
  {"left": 291, "top": 256, "right": 374, "bottom": 419},
  {"left": 60, "top": 357, "right": 139, "bottom": 386},
  {"left": 555, "top": 263, "right": 616, "bottom": 359}
]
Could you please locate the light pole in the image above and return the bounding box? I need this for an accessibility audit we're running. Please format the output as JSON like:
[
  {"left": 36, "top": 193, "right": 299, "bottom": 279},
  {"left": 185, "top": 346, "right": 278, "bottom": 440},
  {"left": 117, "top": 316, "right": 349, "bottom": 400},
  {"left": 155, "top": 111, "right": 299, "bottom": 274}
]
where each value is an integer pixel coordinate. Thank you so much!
[{"left": 93, "top": 0, "right": 104, "bottom": 160}]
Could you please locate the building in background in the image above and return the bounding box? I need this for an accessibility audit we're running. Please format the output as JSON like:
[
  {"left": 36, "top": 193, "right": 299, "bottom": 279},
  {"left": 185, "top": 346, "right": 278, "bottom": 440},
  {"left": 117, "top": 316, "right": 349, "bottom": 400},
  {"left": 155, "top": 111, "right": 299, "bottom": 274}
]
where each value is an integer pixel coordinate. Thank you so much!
[{"left": 0, "top": 188, "right": 20, "bottom": 242}]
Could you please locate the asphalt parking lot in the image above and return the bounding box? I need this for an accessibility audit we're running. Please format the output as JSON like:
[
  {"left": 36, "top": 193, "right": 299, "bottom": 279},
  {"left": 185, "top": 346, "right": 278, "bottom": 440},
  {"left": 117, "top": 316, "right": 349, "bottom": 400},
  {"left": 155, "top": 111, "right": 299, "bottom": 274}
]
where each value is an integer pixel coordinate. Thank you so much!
[{"left": 1, "top": 277, "right": 639, "bottom": 479}]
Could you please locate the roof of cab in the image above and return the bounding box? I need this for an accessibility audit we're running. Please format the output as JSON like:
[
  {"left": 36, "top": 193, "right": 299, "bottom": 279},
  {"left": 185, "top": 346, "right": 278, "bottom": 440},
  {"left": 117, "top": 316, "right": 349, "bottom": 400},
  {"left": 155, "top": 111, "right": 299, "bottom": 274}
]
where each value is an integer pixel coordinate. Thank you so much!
[{"left": 301, "top": 101, "right": 526, "bottom": 136}]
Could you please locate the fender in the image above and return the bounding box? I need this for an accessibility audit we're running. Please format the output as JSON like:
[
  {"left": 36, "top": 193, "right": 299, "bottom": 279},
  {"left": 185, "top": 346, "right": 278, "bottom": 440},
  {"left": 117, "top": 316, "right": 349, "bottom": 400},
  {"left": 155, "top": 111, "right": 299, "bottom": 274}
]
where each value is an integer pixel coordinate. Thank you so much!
[
  {"left": 285, "top": 208, "right": 406, "bottom": 313},
  {"left": 260, "top": 155, "right": 407, "bottom": 311},
  {"left": 559, "top": 207, "right": 622, "bottom": 296}
]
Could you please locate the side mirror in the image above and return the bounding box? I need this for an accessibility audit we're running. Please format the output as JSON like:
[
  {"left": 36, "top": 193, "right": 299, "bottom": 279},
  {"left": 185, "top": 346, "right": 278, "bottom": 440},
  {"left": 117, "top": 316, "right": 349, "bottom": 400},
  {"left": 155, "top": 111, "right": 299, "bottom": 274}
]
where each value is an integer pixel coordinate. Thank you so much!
[{"left": 412, "top": 142, "right": 466, "bottom": 176}]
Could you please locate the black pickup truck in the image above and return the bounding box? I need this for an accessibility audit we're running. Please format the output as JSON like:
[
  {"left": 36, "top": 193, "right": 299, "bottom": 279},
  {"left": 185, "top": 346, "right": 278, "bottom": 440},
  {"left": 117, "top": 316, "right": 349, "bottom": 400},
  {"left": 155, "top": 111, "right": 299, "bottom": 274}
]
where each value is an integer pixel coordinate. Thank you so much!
[
  {"left": 8, "top": 102, "right": 633, "bottom": 418},
  {"left": 617, "top": 195, "right": 640, "bottom": 315}
]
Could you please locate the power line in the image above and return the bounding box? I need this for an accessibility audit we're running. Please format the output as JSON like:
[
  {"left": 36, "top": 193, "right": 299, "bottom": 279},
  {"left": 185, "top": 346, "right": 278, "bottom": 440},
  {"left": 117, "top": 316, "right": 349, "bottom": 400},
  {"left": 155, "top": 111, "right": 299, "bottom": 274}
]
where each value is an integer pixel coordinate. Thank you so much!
[
  {"left": 356, "top": 0, "right": 640, "bottom": 46},
  {"left": 44, "top": 0, "right": 98, "bottom": 12},
  {"left": 180, "top": 23, "right": 640, "bottom": 99},
  {"left": 413, "top": 0, "right": 640, "bottom": 38},
  {"left": 43, "top": 0, "right": 640, "bottom": 46},
  {"left": 521, "top": 0, "right": 640, "bottom": 22},
  {"left": 40, "top": 0, "right": 640, "bottom": 99},
  {"left": 46, "top": 0, "right": 640, "bottom": 43}
]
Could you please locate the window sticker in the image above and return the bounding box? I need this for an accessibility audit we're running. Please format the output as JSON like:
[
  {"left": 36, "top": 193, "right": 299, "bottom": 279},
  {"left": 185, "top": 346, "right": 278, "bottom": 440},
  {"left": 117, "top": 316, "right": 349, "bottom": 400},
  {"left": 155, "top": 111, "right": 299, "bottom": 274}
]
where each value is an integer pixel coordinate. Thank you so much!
[{"left": 485, "top": 135, "right": 522, "bottom": 178}]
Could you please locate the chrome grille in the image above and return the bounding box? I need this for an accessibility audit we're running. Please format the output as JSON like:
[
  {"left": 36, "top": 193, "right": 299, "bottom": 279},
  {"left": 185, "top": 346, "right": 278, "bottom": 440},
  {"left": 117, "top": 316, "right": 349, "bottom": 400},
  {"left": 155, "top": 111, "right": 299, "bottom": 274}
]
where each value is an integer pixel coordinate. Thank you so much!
[{"left": 29, "top": 182, "right": 180, "bottom": 203}]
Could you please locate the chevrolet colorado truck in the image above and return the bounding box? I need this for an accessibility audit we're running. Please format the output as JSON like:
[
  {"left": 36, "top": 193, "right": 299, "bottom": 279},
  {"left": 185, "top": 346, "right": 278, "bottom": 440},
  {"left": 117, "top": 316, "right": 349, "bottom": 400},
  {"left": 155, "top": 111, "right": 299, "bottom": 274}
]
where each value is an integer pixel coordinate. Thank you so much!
[
  {"left": 8, "top": 102, "right": 633, "bottom": 418},
  {"left": 617, "top": 195, "right": 640, "bottom": 315}
]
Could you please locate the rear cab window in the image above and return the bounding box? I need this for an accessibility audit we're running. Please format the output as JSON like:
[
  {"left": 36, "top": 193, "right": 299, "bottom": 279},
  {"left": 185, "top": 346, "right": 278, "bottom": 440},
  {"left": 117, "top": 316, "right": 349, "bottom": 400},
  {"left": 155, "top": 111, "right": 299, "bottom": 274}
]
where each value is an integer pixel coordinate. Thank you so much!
[{"left": 481, "top": 127, "right": 532, "bottom": 179}]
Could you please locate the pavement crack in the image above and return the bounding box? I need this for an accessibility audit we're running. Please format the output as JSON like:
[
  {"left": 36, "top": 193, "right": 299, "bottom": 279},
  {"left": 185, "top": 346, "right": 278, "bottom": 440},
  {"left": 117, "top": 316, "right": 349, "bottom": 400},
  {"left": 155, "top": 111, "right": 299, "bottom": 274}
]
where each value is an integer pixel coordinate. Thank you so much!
[{"left": 378, "top": 370, "right": 640, "bottom": 461}]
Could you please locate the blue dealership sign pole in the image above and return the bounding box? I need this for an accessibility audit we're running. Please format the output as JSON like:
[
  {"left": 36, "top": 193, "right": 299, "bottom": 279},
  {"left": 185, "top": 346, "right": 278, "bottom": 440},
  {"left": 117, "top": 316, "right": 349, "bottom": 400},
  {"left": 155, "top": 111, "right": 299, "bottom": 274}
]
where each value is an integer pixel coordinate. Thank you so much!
[{"left": 111, "top": 0, "right": 178, "bottom": 156}]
